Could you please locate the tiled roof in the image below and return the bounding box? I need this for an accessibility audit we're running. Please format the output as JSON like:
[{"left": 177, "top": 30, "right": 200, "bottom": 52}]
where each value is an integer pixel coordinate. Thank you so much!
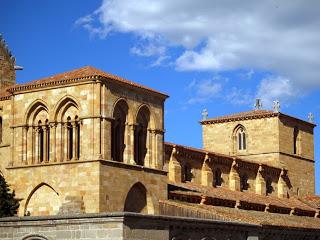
[
  {"left": 6, "top": 66, "right": 168, "bottom": 98},
  {"left": 200, "top": 109, "right": 315, "bottom": 127},
  {"left": 161, "top": 200, "right": 320, "bottom": 230},
  {"left": 169, "top": 182, "right": 316, "bottom": 213},
  {"left": 165, "top": 142, "right": 282, "bottom": 173},
  {"left": 301, "top": 195, "right": 320, "bottom": 209},
  {"left": 201, "top": 110, "right": 276, "bottom": 124}
]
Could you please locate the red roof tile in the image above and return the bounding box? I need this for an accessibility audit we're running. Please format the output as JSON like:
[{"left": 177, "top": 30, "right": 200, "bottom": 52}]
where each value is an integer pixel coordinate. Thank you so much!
[
  {"left": 164, "top": 142, "right": 282, "bottom": 171},
  {"left": 161, "top": 200, "right": 320, "bottom": 229},
  {"left": 201, "top": 110, "right": 276, "bottom": 124},
  {"left": 169, "top": 182, "right": 315, "bottom": 212}
]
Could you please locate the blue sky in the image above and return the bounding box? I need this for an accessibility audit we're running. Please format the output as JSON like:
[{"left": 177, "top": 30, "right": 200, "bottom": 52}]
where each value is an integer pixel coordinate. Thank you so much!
[{"left": 2, "top": 1, "right": 320, "bottom": 193}]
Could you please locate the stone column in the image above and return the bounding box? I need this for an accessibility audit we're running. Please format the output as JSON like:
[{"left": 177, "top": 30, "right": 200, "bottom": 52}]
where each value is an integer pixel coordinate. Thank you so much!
[
  {"left": 31, "top": 127, "right": 35, "bottom": 164},
  {"left": 229, "top": 159, "right": 240, "bottom": 191},
  {"left": 49, "top": 123, "right": 57, "bottom": 162},
  {"left": 151, "top": 130, "right": 157, "bottom": 168},
  {"left": 255, "top": 165, "right": 266, "bottom": 195},
  {"left": 100, "top": 118, "right": 106, "bottom": 160},
  {"left": 168, "top": 147, "right": 182, "bottom": 183},
  {"left": 9, "top": 127, "right": 15, "bottom": 166},
  {"left": 93, "top": 117, "right": 102, "bottom": 159},
  {"left": 22, "top": 126, "right": 28, "bottom": 165},
  {"left": 124, "top": 124, "right": 136, "bottom": 165},
  {"left": 72, "top": 122, "right": 77, "bottom": 160},
  {"left": 34, "top": 127, "right": 39, "bottom": 164},
  {"left": 145, "top": 129, "right": 153, "bottom": 168},
  {"left": 102, "top": 117, "right": 112, "bottom": 160},
  {"left": 26, "top": 126, "right": 33, "bottom": 165},
  {"left": 43, "top": 126, "right": 48, "bottom": 163},
  {"left": 278, "top": 168, "right": 287, "bottom": 198},
  {"left": 123, "top": 123, "right": 130, "bottom": 164},
  {"left": 64, "top": 123, "right": 69, "bottom": 161},
  {"left": 156, "top": 130, "right": 164, "bottom": 170},
  {"left": 201, "top": 154, "right": 213, "bottom": 187},
  {"left": 78, "top": 121, "right": 83, "bottom": 160},
  {"left": 55, "top": 123, "right": 62, "bottom": 162}
]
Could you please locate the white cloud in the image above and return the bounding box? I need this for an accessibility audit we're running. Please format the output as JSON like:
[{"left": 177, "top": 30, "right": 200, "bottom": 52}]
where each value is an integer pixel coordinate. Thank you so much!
[
  {"left": 130, "top": 43, "right": 166, "bottom": 57},
  {"left": 187, "top": 79, "right": 222, "bottom": 104},
  {"left": 256, "top": 76, "right": 299, "bottom": 108},
  {"left": 225, "top": 87, "right": 253, "bottom": 106},
  {"left": 77, "top": 0, "right": 320, "bottom": 104}
]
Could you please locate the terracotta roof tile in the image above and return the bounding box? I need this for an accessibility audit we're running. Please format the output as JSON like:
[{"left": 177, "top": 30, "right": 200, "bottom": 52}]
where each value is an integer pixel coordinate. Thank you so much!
[
  {"left": 201, "top": 109, "right": 315, "bottom": 127},
  {"left": 164, "top": 142, "right": 282, "bottom": 171},
  {"left": 301, "top": 195, "right": 320, "bottom": 209},
  {"left": 8, "top": 66, "right": 168, "bottom": 98},
  {"left": 201, "top": 110, "right": 277, "bottom": 124},
  {"left": 162, "top": 200, "right": 320, "bottom": 229},
  {"left": 169, "top": 182, "right": 315, "bottom": 212}
]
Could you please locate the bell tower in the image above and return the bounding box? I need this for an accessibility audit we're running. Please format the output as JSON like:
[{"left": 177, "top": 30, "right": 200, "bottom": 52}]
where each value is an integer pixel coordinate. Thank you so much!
[{"left": 0, "top": 34, "right": 17, "bottom": 88}]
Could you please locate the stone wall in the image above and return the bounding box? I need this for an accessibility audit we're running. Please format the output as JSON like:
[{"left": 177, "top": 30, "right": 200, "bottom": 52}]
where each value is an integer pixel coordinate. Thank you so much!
[
  {"left": 201, "top": 114, "right": 315, "bottom": 197},
  {"left": 202, "top": 117, "right": 280, "bottom": 164},
  {"left": 0, "top": 213, "right": 319, "bottom": 240},
  {"left": 5, "top": 159, "right": 167, "bottom": 217},
  {"left": 0, "top": 72, "right": 167, "bottom": 217}
]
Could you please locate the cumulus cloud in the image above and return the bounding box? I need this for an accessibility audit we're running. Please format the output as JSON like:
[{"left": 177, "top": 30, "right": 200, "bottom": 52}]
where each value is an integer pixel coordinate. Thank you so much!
[
  {"left": 187, "top": 79, "right": 222, "bottom": 104},
  {"left": 77, "top": 0, "right": 320, "bottom": 104},
  {"left": 256, "top": 76, "right": 300, "bottom": 108},
  {"left": 225, "top": 87, "right": 253, "bottom": 106}
]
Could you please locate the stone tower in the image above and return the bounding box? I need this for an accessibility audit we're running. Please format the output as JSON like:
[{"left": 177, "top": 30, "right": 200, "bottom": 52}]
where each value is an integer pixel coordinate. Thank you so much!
[
  {"left": 201, "top": 109, "right": 316, "bottom": 197},
  {"left": 0, "top": 34, "right": 16, "bottom": 88}
]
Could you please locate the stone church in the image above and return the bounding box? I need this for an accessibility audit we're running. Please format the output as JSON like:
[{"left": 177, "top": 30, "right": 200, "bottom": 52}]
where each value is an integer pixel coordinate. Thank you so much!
[{"left": 1, "top": 35, "right": 320, "bottom": 239}]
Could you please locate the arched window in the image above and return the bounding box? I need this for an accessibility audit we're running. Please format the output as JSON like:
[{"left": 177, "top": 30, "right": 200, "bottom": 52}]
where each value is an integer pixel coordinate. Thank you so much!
[
  {"left": 240, "top": 174, "right": 249, "bottom": 191},
  {"left": 182, "top": 164, "right": 192, "bottom": 182},
  {"left": 0, "top": 116, "right": 2, "bottom": 144},
  {"left": 214, "top": 168, "right": 223, "bottom": 187},
  {"left": 37, "top": 120, "right": 50, "bottom": 163},
  {"left": 233, "top": 125, "right": 247, "bottom": 153},
  {"left": 266, "top": 178, "right": 273, "bottom": 195},
  {"left": 293, "top": 127, "right": 299, "bottom": 154},
  {"left": 134, "top": 106, "right": 150, "bottom": 166},
  {"left": 25, "top": 100, "right": 50, "bottom": 164},
  {"left": 237, "top": 127, "right": 246, "bottom": 150},
  {"left": 111, "top": 100, "right": 128, "bottom": 162},
  {"left": 66, "top": 116, "right": 80, "bottom": 161}
]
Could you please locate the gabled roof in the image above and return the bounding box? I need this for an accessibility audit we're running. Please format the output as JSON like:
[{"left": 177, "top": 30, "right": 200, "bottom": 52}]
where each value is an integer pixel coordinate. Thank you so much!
[
  {"left": 6, "top": 66, "right": 168, "bottom": 98},
  {"left": 200, "top": 109, "right": 315, "bottom": 127}
]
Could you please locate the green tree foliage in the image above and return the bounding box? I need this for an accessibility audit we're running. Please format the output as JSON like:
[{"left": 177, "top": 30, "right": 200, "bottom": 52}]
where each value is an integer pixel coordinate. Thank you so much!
[{"left": 0, "top": 173, "right": 20, "bottom": 217}]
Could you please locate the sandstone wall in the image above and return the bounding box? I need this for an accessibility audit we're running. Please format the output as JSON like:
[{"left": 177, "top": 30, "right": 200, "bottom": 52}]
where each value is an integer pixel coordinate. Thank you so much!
[{"left": 202, "top": 117, "right": 280, "bottom": 163}]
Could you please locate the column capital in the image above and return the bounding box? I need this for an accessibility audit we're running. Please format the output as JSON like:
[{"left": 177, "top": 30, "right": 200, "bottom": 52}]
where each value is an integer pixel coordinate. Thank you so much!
[
  {"left": 148, "top": 128, "right": 165, "bottom": 135},
  {"left": 49, "top": 122, "right": 58, "bottom": 128}
]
